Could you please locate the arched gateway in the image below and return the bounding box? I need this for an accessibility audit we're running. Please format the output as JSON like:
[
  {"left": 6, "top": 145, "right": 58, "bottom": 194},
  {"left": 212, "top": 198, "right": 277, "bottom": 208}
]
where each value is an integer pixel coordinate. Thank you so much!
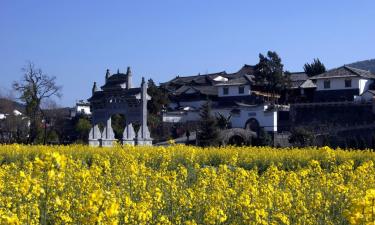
[{"left": 87, "top": 67, "right": 152, "bottom": 147}]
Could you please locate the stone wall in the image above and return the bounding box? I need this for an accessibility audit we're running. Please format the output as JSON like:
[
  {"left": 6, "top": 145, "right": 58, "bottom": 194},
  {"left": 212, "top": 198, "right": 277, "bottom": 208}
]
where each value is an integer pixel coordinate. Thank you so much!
[{"left": 290, "top": 102, "right": 374, "bottom": 128}]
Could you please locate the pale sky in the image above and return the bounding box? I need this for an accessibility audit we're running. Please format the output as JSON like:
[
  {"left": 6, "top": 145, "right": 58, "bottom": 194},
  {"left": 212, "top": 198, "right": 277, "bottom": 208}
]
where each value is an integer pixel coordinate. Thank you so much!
[{"left": 1, "top": 0, "right": 374, "bottom": 106}]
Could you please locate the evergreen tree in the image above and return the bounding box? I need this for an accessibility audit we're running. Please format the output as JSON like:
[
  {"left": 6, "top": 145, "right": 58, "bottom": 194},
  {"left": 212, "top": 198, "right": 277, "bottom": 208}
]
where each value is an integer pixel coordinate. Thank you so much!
[
  {"left": 197, "top": 101, "right": 219, "bottom": 147},
  {"left": 147, "top": 79, "right": 169, "bottom": 115},
  {"left": 254, "top": 51, "right": 289, "bottom": 100},
  {"left": 75, "top": 117, "right": 91, "bottom": 142},
  {"left": 216, "top": 112, "right": 232, "bottom": 130},
  {"left": 304, "top": 58, "right": 326, "bottom": 77},
  {"left": 111, "top": 114, "right": 125, "bottom": 140}
]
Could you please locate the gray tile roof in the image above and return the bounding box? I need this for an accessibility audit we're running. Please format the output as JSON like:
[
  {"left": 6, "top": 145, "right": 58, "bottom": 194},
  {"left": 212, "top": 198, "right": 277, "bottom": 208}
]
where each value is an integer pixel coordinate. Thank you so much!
[
  {"left": 163, "top": 71, "right": 227, "bottom": 86},
  {"left": 289, "top": 72, "right": 308, "bottom": 81},
  {"left": 310, "top": 66, "right": 375, "bottom": 79},
  {"left": 300, "top": 79, "right": 317, "bottom": 88},
  {"left": 288, "top": 72, "right": 315, "bottom": 89},
  {"left": 235, "top": 64, "right": 256, "bottom": 76},
  {"left": 174, "top": 85, "right": 217, "bottom": 96},
  {"left": 88, "top": 88, "right": 141, "bottom": 102},
  {"left": 101, "top": 73, "right": 128, "bottom": 89},
  {"left": 215, "top": 75, "right": 253, "bottom": 86},
  {"left": 162, "top": 64, "right": 257, "bottom": 87},
  {"left": 362, "top": 89, "right": 375, "bottom": 95}
]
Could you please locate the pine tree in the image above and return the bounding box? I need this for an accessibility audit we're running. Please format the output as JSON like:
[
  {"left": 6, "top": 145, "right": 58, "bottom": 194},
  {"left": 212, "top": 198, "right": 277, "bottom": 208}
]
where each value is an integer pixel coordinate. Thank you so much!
[
  {"left": 147, "top": 79, "right": 169, "bottom": 115},
  {"left": 197, "top": 101, "right": 219, "bottom": 147},
  {"left": 304, "top": 58, "right": 326, "bottom": 77},
  {"left": 254, "top": 51, "right": 289, "bottom": 101}
]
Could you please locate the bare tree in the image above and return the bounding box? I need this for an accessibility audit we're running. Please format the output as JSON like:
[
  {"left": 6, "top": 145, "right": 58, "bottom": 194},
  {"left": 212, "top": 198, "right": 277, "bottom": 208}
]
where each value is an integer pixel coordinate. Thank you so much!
[{"left": 13, "top": 62, "right": 62, "bottom": 144}]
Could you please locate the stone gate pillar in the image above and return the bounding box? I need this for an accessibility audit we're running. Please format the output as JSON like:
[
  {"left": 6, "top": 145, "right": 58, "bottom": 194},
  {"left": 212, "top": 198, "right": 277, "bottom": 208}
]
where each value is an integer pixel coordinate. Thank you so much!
[
  {"left": 88, "top": 124, "right": 102, "bottom": 147},
  {"left": 101, "top": 117, "right": 116, "bottom": 147},
  {"left": 122, "top": 123, "right": 135, "bottom": 145},
  {"left": 136, "top": 77, "right": 153, "bottom": 145}
]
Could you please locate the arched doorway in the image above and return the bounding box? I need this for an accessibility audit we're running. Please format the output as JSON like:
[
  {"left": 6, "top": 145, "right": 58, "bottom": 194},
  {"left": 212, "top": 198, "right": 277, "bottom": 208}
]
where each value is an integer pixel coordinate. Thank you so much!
[
  {"left": 111, "top": 114, "right": 126, "bottom": 140},
  {"left": 245, "top": 118, "right": 260, "bottom": 133},
  {"left": 228, "top": 135, "right": 246, "bottom": 146},
  {"left": 220, "top": 128, "right": 256, "bottom": 146}
]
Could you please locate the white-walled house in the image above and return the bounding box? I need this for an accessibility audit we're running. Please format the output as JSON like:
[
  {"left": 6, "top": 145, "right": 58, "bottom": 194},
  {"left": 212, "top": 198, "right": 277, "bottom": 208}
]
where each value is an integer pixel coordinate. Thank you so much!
[
  {"left": 216, "top": 76, "right": 252, "bottom": 97},
  {"left": 162, "top": 103, "right": 280, "bottom": 132},
  {"left": 161, "top": 65, "right": 282, "bottom": 133},
  {"left": 76, "top": 100, "right": 91, "bottom": 115},
  {"left": 70, "top": 100, "right": 91, "bottom": 117},
  {"left": 310, "top": 66, "right": 375, "bottom": 102}
]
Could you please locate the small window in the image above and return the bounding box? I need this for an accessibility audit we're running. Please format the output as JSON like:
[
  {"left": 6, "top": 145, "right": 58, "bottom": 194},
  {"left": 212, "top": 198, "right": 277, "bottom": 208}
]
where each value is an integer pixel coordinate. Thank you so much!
[
  {"left": 345, "top": 79, "right": 352, "bottom": 88},
  {"left": 223, "top": 87, "right": 229, "bottom": 95},
  {"left": 238, "top": 86, "right": 244, "bottom": 94},
  {"left": 324, "top": 80, "right": 330, "bottom": 89}
]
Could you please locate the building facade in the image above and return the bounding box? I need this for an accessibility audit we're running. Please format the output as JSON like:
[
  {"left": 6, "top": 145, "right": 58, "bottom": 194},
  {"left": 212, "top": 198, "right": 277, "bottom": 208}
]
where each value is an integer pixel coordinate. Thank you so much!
[
  {"left": 161, "top": 65, "right": 283, "bottom": 133},
  {"left": 310, "top": 66, "right": 375, "bottom": 102},
  {"left": 87, "top": 67, "right": 152, "bottom": 146}
]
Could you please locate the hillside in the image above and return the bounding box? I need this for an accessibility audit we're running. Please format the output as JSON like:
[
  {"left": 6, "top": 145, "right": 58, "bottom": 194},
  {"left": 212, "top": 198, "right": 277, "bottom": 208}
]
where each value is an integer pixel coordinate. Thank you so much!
[
  {"left": 348, "top": 59, "right": 375, "bottom": 73},
  {"left": 0, "top": 98, "right": 25, "bottom": 114}
]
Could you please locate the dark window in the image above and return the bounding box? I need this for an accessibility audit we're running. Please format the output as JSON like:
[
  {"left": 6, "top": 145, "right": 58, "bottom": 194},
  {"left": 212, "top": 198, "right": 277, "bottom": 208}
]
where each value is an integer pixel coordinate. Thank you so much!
[
  {"left": 345, "top": 79, "right": 352, "bottom": 88},
  {"left": 238, "top": 86, "right": 244, "bottom": 94},
  {"left": 223, "top": 87, "right": 229, "bottom": 95},
  {"left": 324, "top": 80, "right": 330, "bottom": 89}
]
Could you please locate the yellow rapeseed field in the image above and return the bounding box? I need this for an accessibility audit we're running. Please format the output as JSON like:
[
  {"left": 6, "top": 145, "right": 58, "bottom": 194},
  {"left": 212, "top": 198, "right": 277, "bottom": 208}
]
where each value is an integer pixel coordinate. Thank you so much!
[{"left": 0, "top": 144, "right": 375, "bottom": 224}]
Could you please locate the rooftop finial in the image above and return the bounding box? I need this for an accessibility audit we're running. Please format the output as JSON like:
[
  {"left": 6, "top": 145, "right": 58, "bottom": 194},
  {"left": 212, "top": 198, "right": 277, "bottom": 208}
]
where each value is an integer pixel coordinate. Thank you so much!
[
  {"left": 126, "top": 66, "right": 132, "bottom": 89},
  {"left": 117, "top": 68, "right": 120, "bottom": 74},
  {"left": 105, "top": 69, "right": 110, "bottom": 81},
  {"left": 92, "top": 82, "right": 98, "bottom": 95}
]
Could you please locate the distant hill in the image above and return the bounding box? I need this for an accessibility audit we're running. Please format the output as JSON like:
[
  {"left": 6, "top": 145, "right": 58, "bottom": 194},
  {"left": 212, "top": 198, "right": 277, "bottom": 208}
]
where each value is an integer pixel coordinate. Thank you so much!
[
  {"left": 347, "top": 59, "right": 375, "bottom": 73},
  {"left": 0, "top": 98, "right": 25, "bottom": 114}
]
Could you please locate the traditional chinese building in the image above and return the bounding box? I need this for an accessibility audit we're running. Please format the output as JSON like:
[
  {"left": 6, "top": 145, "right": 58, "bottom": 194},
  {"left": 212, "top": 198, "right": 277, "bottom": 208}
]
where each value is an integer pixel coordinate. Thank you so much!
[
  {"left": 87, "top": 67, "right": 152, "bottom": 146},
  {"left": 161, "top": 65, "right": 286, "bottom": 133}
]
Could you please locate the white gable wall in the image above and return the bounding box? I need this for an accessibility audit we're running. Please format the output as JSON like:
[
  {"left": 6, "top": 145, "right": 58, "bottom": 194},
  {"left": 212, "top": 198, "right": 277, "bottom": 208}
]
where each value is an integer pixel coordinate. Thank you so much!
[
  {"left": 316, "top": 77, "right": 360, "bottom": 91},
  {"left": 359, "top": 79, "right": 372, "bottom": 95},
  {"left": 76, "top": 105, "right": 91, "bottom": 115},
  {"left": 316, "top": 77, "right": 372, "bottom": 95},
  {"left": 163, "top": 105, "right": 278, "bottom": 132},
  {"left": 218, "top": 85, "right": 251, "bottom": 97},
  {"left": 212, "top": 106, "right": 277, "bottom": 132}
]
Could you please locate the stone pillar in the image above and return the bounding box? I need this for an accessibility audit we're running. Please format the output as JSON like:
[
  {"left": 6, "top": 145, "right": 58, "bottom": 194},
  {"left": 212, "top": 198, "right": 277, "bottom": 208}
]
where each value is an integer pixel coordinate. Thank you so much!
[
  {"left": 88, "top": 124, "right": 102, "bottom": 147},
  {"left": 136, "top": 77, "right": 153, "bottom": 145},
  {"left": 126, "top": 67, "right": 132, "bottom": 89},
  {"left": 101, "top": 117, "right": 116, "bottom": 147},
  {"left": 122, "top": 123, "right": 135, "bottom": 145}
]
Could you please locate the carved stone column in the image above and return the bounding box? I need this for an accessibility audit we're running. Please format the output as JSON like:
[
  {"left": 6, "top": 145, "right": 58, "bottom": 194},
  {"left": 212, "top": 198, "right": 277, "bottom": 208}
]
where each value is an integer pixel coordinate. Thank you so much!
[
  {"left": 101, "top": 117, "right": 116, "bottom": 147},
  {"left": 88, "top": 124, "right": 102, "bottom": 147},
  {"left": 122, "top": 123, "right": 135, "bottom": 145},
  {"left": 136, "top": 77, "right": 153, "bottom": 145}
]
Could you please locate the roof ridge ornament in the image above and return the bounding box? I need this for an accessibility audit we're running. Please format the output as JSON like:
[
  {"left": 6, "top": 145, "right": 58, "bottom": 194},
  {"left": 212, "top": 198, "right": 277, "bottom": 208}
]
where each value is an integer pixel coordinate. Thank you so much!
[
  {"left": 92, "top": 82, "right": 98, "bottom": 94},
  {"left": 105, "top": 69, "right": 110, "bottom": 81},
  {"left": 127, "top": 66, "right": 132, "bottom": 89}
]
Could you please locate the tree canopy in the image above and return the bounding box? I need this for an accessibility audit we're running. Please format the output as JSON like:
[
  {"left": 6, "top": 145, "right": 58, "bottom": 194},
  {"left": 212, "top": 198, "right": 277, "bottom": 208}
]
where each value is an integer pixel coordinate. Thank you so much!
[
  {"left": 147, "top": 79, "right": 169, "bottom": 115},
  {"left": 303, "top": 58, "right": 326, "bottom": 77},
  {"left": 197, "top": 101, "right": 219, "bottom": 147},
  {"left": 254, "top": 51, "right": 290, "bottom": 97}
]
